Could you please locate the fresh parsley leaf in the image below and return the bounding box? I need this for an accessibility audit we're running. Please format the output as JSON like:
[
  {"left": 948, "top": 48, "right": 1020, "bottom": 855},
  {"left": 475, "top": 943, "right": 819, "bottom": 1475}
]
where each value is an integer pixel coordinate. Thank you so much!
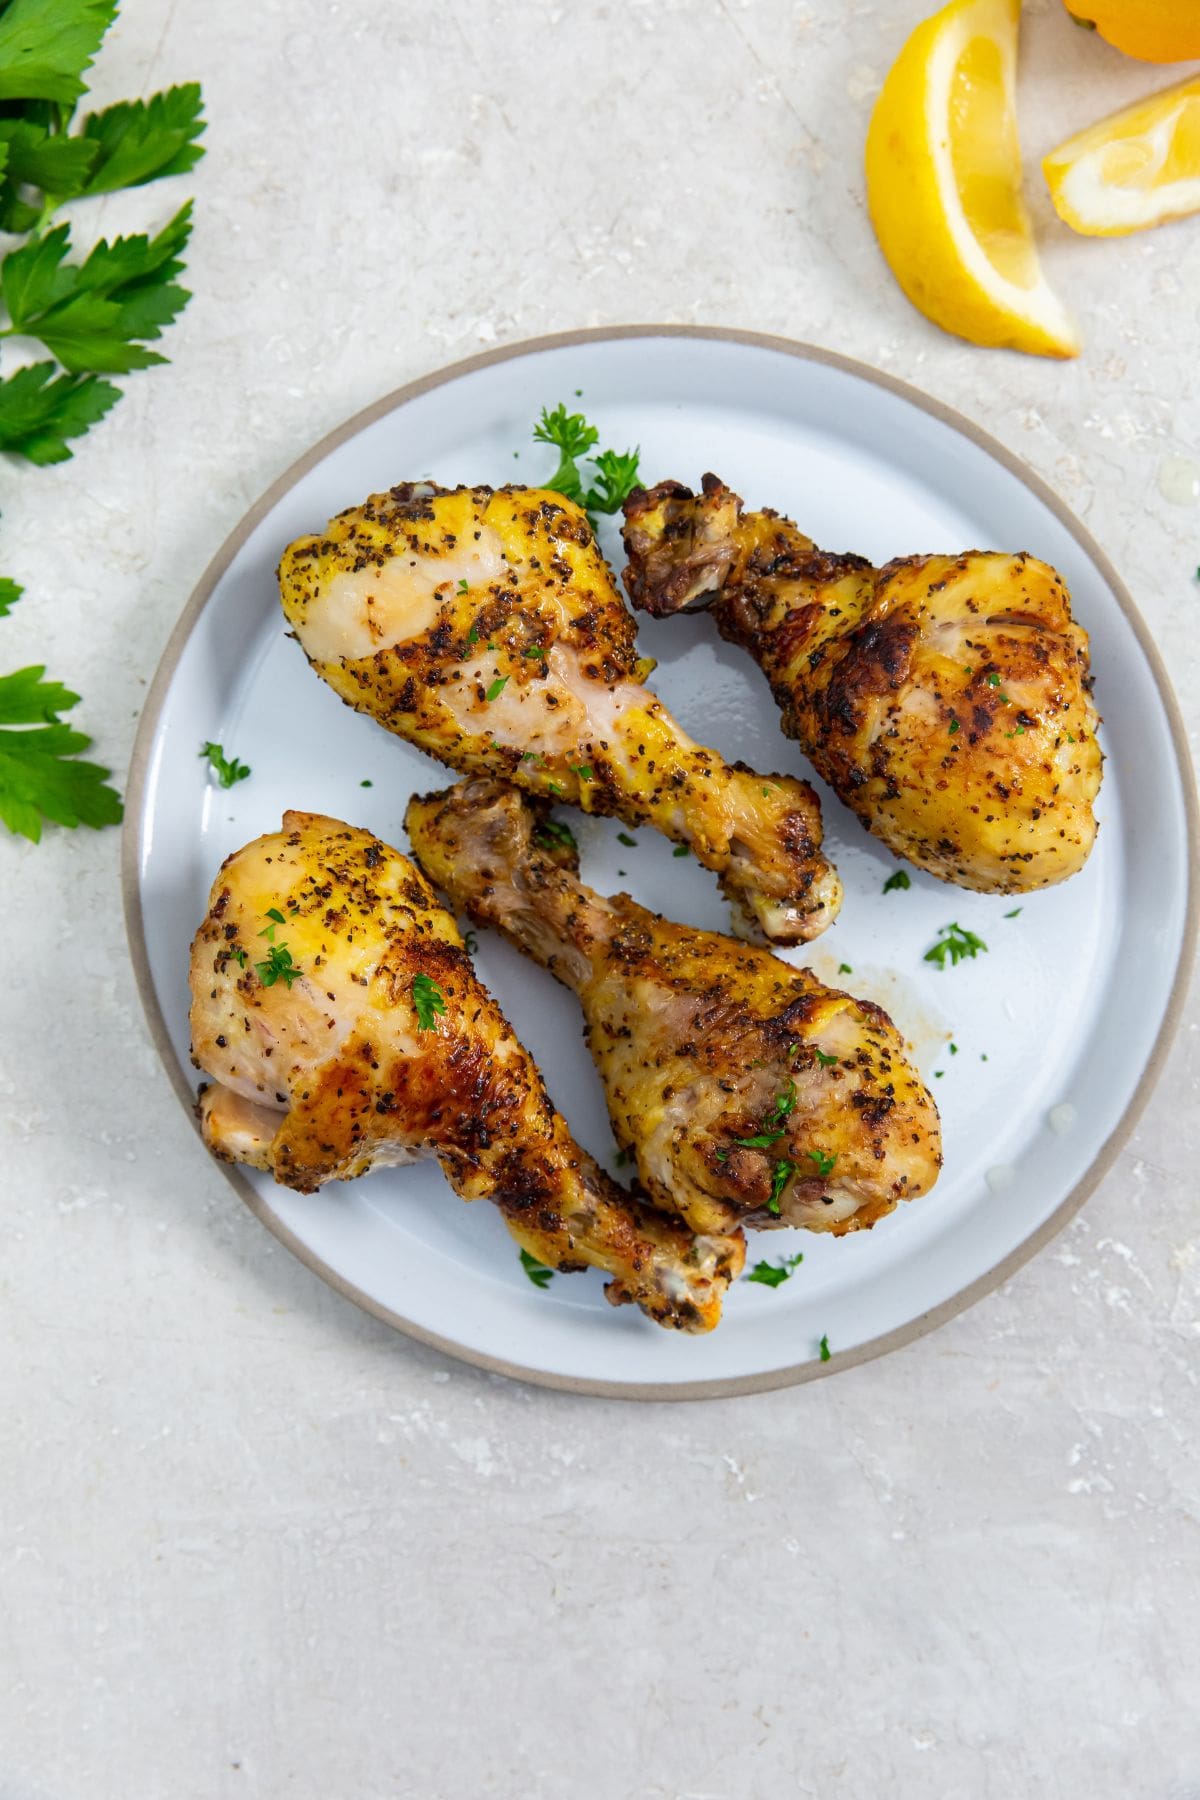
[
  {"left": 819, "top": 1333, "right": 831, "bottom": 1362},
  {"left": 264, "top": 907, "right": 286, "bottom": 925},
  {"left": 672, "top": 844, "right": 689, "bottom": 858},
  {"left": 412, "top": 971, "right": 446, "bottom": 1031},
  {"left": 734, "top": 1129, "right": 785, "bottom": 1149},
  {"left": 77, "top": 83, "right": 206, "bottom": 196},
  {"left": 586, "top": 446, "right": 642, "bottom": 515},
  {"left": 484, "top": 675, "right": 508, "bottom": 702},
  {"left": 532, "top": 402, "right": 640, "bottom": 527},
  {"left": 0, "top": 363, "right": 120, "bottom": 464},
  {"left": 767, "top": 1158, "right": 794, "bottom": 1216},
  {"left": 948, "top": 717, "right": 960, "bottom": 736},
  {"left": 814, "top": 1047, "right": 837, "bottom": 1067},
  {"left": 1004, "top": 906, "right": 1022, "bottom": 918},
  {"left": 747, "top": 1252, "right": 804, "bottom": 1288},
  {"left": 199, "top": 740, "right": 250, "bottom": 788},
  {"left": 255, "top": 942, "right": 302, "bottom": 989},
  {"left": 807, "top": 1147, "right": 837, "bottom": 1178},
  {"left": 763, "top": 1080, "right": 796, "bottom": 1127},
  {"left": 462, "top": 929, "right": 478, "bottom": 956},
  {"left": 456, "top": 577, "right": 469, "bottom": 594},
  {"left": 924, "top": 921, "right": 988, "bottom": 970},
  {"left": 837, "top": 961, "right": 852, "bottom": 974},
  {"left": 518, "top": 1247, "right": 555, "bottom": 1289},
  {"left": 617, "top": 831, "right": 636, "bottom": 847},
  {"left": 882, "top": 869, "right": 911, "bottom": 892},
  {"left": 17, "top": 202, "right": 196, "bottom": 376},
  {"left": 0, "top": 0, "right": 117, "bottom": 106},
  {"left": 0, "top": 662, "right": 121, "bottom": 840},
  {"left": 533, "top": 817, "right": 577, "bottom": 853},
  {"left": 2, "top": 224, "right": 75, "bottom": 326},
  {"left": 568, "top": 762, "right": 592, "bottom": 780},
  {"left": 0, "top": 577, "right": 22, "bottom": 619},
  {"left": 0, "top": 120, "right": 98, "bottom": 202}
]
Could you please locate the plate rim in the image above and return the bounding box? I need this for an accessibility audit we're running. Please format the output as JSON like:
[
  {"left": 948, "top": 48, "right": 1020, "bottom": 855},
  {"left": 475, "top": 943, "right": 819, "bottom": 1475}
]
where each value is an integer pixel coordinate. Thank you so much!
[{"left": 121, "top": 323, "right": 1200, "bottom": 1400}]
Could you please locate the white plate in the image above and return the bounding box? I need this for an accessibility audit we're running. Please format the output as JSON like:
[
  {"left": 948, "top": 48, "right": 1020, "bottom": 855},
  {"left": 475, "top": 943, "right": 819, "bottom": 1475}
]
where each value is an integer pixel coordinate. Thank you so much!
[{"left": 124, "top": 328, "right": 1197, "bottom": 1398}]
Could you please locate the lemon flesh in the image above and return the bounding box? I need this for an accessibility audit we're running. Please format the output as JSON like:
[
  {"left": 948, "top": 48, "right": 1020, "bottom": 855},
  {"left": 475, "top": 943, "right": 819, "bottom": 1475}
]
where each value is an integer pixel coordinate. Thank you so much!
[
  {"left": 1044, "top": 76, "right": 1200, "bottom": 237},
  {"left": 866, "top": 0, "right": 1079, "bottom": 358}
]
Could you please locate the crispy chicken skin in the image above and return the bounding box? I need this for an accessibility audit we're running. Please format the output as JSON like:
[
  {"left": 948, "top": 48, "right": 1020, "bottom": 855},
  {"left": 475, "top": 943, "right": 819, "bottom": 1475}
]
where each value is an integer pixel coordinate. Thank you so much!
[
  {"left": 622, "top": 476, "right": 1103, "bottom": 893},
  {"left": 188, "top": 810, "right": 743, "bottom": 1332},
  {"left": 278, "top": 482, "right": 842, "bottom": 943},
  {"left": 406, "top": 779, "right": 941, "bottom": 1239}
]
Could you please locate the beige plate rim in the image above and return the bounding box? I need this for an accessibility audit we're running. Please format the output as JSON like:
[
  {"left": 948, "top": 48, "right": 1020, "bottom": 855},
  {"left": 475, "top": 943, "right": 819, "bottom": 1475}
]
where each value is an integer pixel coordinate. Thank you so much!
[{"left": 122, "top": 324, "right": 1200, "bottom": 1401}]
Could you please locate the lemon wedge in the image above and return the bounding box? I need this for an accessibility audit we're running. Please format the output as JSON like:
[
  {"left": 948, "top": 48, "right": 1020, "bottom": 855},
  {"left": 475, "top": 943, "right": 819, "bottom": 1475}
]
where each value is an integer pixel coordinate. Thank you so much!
[
  {"left": 1043, "top": 76, "right": 1200, "bottom": 236},
  {"left": 866, "top": 0, "right": 1079, "bottom": 359}
]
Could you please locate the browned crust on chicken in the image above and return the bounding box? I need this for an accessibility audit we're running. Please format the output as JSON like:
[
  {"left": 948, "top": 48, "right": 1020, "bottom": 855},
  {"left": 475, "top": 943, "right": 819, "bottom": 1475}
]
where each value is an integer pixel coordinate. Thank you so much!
[
  {"left": 406, "top": 778, "right": 942, "bottom": 1240},
  {"left": 189, "top": 810, "right": 743, "bottom": 1332},
  {"left": 623, "top": 476, "right": 1103, "bottom": 894}
]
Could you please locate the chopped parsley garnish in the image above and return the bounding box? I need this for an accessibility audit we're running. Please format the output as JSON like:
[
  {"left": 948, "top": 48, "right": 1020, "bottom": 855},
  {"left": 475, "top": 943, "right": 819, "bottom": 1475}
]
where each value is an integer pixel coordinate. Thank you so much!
[
  {"left": 837, "top": 961, "right": 852, "bottom": 975},
  {"left": 524, "top": 645, "right": 547, "bottom": 659},
  {"left": 258, "top": 907, "right": 286, "bottom": 941},
  {"left": 546, "top": 780, "right": 564, "bottom": 796},
  {"left": 484, "top": 675, "right": 508, "bottom": 702},
  {"left": 1004, "top": 906, "right": 1022, "bottom": 918},
  {"left": 518, "top": 1248, "right": 555, "bottom": 1289},
  {"left": 818, "top": 1333, "right": 831, "bottom": 1362},
  {"left": 814, "top": 1047, "right": 838, "bottom": 1067},
  {"left": 924, "top": 922, "right": 988, "bottom": 969},
  {"left": 672, "top": 844, "right": 690, "bottom": 857},
  {"left": 617, "top": 831, "right": 636, "bottom": 847},
  {"left": 534, "top": 817, "right": 577, "bottom": 853},
  {"left": 948, "top": 717, "right": 960, "bottom": 735},
  {"left": 200, "top": 741, "right": 250, "bottom": 788},
  {"left": 467, "top": 623, "right": 480, "bottom": 645},
  {"left": 412, "top": 971, "right": 446, "bottom": 1030},
  {"left": 882, "top": 869, "right": 911, "bottom": 892},
  {"left": 456, "top": 578, "right": 469, "bottom": 594},
  {"left": 255, "top": 943, "right": 301, "bottom": 988},
  {"left": 532, "top": 403, "right": 641, "bottom": 525},
  {"left": 227, "top": 945, "right": 247, "bottom": 968},
  {"left": 949, "top": 1042, "right": 958, "bottom": 1055},
  {"left": 360, "top": 778, "right": 372, "bottom": 787},
  {"left": 731, "top": 1079, "right": 796, "bottom": 1150},
  {"left": 807, "top": 1148, "right": 837, "bottom": 1177},
  {"left": 747, "top": 1252, "right": 804, "bottom": 1288},
  {"left": 569, "top": 763, "right": 593, "bottom": 780},
  {"left": 462, "top": 929, "right": 478, "bottom": 956},
  {"left": 767, "top": 1158, "right": 794, "bottom": 1216}
]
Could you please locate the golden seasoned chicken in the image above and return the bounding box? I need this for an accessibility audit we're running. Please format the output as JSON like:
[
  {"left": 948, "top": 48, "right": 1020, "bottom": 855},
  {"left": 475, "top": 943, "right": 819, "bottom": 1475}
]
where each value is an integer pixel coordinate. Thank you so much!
[
  {"left": 622, "top": 476, "right": 1103, "bottom": 893},
  {"left": 189, "top": 810, "right": 743, "bottom": 1332},
  {"left": 278, "top": 482, "right": 841, "bottom": 943},
  {"left": 406, "top": 779, "right": 941, "bottom": 1238}
]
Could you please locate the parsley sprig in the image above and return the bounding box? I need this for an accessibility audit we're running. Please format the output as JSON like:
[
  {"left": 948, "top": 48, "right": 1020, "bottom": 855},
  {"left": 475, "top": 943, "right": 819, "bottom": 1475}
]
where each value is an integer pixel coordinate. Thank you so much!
[
  {"left": 0, "top": 3, "right": 205, "bottom": 844},
  {"left": 0, "top": 650, "right": 122, "bottom": 839},
  {"left": 200, "top": 741, "right": 250, "bottom": 789},
  {"left": 518, "top": 1247, "right": 556, "bottom": 1289},
  {"left": 412, "top": 971, "right": 447, "bottom": 1031},
  {"left": 747, "top": 1252, "right": 803, "bottom": 1288},
  {"left": 533, "top": 403, "right": 641, "bottom": 526},
  {"left": 924, "top": 922, "right": 988, "bottom": 970}
]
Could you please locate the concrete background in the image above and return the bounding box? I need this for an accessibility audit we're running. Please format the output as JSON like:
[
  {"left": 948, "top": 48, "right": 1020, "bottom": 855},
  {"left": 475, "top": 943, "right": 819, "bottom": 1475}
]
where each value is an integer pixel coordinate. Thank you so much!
[{"left": 2, "top": 2, "right": 1197, "bottom": 1795}]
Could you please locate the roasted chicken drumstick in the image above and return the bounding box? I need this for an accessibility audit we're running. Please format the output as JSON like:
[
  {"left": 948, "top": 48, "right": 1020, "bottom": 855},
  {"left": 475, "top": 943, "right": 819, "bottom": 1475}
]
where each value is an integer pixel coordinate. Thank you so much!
[
  {"left": 406, "top": 779, "right": 942, "bottom": 1238},
  {"left": 189, "top": 811, "right": 743, "bottom": 1331},
  {"left": 622, "top": 476, "right": 1102, "bottom": 893},
  {"left": 278, "top": 483, "right": 841, "bottom": 943}
]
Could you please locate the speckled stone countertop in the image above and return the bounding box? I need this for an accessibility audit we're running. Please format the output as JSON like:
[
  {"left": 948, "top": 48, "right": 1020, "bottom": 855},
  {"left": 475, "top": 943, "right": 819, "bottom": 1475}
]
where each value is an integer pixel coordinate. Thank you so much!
[{"left": 2, "top": 3, "right": 1198, "bottom": 1796}]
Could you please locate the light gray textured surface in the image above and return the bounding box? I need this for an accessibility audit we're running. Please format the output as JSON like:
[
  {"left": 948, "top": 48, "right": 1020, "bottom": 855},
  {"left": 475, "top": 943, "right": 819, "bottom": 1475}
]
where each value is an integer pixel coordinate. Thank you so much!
[{"left": 2, "top": 2, "right": 1198, "bottom": 1796}]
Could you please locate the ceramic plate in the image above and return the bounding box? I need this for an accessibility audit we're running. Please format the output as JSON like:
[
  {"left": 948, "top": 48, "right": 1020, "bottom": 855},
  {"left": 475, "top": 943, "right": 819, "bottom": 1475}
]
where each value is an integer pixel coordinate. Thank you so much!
[{"left": 124, "top": 328, "right": 1197, "bottom": 1398}]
